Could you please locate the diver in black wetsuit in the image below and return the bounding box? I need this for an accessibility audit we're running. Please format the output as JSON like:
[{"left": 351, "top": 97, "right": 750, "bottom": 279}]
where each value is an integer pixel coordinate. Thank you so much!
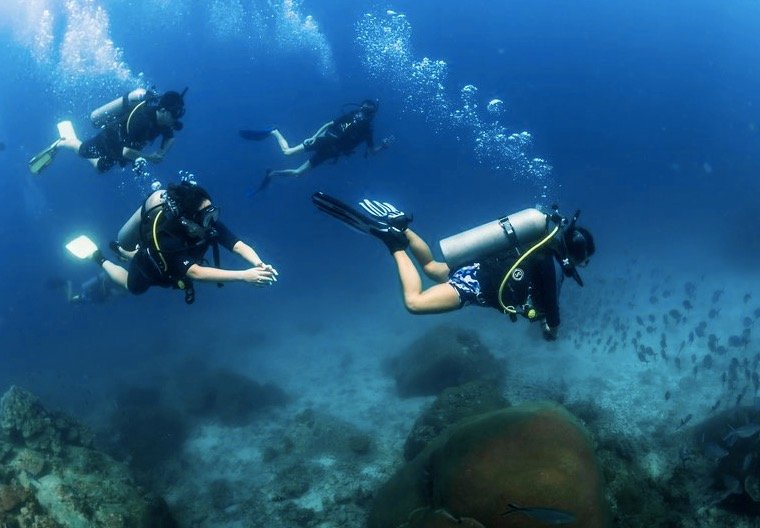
[
  {"left": 312, "top": 194, "right": 595, "bottom": 341},
  {"left": 241, "top": 99, "right": 394, "bottom": 192},
  {"left": 31, "top": 89, "right": 186, "bottom": 174},
  {"left": 70, "top": 182, "right": 278, "bottom": 305}
]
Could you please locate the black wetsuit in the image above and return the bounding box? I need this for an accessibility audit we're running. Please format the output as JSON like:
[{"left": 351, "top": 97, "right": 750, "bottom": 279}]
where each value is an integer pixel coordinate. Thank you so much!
[
  {"left": 127, "top": 220, "right": 238, "bottom": 295},
  {"left": 448, "top": 248, "right": 563, "bottom": 327},
  {"left": 305, "top": 110, "right": 374, "bottom": 167},
  {"left": 79, "top": 103, "right": 174, "bottom": 172}
]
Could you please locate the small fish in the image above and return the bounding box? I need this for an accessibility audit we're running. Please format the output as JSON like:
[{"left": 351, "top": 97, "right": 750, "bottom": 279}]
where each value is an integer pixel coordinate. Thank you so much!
[
  {"left": 682, "top": 300, "right": 693, "bottom": 310},
  {"left": 710, "top": 398, "right": 722, "bottom": 413},
  {"left": 723, "top": 423, "right": 760, "bottom": 442},
  {"left": 744, "top": 293, "right": 752, "bottom": 304},
  {"left": 703, "top": 441, "right": 728, "bottom": 460},
  {"left": 677, "top": 413, "right": 693, "bottom": 429},
  {"left": 664, "top": 390, "right": 671, "bottom": 401},
  {"left": 742, "top": 453, "right": 754, "bottom": 472},
  {"left": 502, "top": 503, "right": 576, "bottom": 525},
  {"left": 709, "top": 308, "right": 720, "bottom": 319},
  {"left": 712, "top": 289, "right": 724, "bottom": 303}
]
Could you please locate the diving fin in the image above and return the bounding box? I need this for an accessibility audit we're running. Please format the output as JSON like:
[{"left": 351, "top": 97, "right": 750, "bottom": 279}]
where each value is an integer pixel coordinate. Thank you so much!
[
  {"left": 248, "top": 170, "right": 273, "bottom": 197},
  {"left": 28, "top": 120, "right": 77, "bottom": 175},
  {"left": 239, "top": 128, "right": 275, "bottom": 141},
  {"left": 28, "top": 139, "right": 62, "bottom": 175},
  {"left": 312, "top": 192, "right": 410, "bottom": 251},
  {"left": 57, "top": 120, "right": 76, "bottom": 141}
]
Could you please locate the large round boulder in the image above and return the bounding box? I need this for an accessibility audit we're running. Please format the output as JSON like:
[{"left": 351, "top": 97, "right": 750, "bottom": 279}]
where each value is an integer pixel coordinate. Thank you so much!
[{"left": 370, "top": 402, "right": 607, "bottom": 528}]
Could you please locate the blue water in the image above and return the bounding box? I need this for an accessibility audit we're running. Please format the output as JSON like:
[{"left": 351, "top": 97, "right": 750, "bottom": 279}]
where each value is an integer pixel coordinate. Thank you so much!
[{"left": 0, "top": 0, "right": 759, "bottom": 523}]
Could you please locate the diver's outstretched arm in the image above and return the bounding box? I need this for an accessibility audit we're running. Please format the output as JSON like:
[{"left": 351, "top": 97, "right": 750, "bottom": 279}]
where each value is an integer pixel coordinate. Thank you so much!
[
  {"left": 185, "top": 263, "right": 276, "bottom": 286},
  {"left": 311, "top": 121, "right": 334, "bottom": 137}
]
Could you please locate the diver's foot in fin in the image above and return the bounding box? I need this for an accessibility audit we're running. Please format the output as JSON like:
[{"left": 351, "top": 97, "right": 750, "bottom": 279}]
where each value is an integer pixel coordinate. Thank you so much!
[
  {"left": 28, "top": 139, "right": 62, "bottom": 175},
  {"left": 370, "top": 227, "right": 409, "bottom": 253},
  {"left": 56, "top": 120, "right": 79, "bottom": 148},
  {"left": 250, "top": 169, "right": 273, "bottom": 196},
  {"left": 239, "top": 128, "right": 276, "bottom": 141},
  {"left": 359, "top": 199, "right": 413, "bottom": 232}
]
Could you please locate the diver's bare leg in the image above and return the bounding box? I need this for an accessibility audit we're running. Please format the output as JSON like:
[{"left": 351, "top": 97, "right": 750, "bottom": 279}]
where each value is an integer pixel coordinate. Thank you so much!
[
  {"left": 102, "top": 261, "right": 129, "bottom": 290},
  {"left": 391, "top": 249, "right": 461, "bottom": 314},
  {"left": 268, "top": 160, "right": 312, "bottom": 179},
  {"left": 271, "top": 130, "right": 305, "bottom": 156},
  {"left": 405, "top": 229, "right": 450, "bottom": 283}
]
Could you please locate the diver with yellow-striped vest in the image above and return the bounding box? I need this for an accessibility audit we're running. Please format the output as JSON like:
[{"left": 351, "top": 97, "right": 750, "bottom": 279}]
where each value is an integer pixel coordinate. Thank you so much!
[
  {"left": 29, "top": 88, "right": 186, "bottom": 174},
  {"left": 66, "top": 181, "right": 278, "bottom": 304},
  {"left": 312, "top": 193, "right": 595, "bottom": 341}
]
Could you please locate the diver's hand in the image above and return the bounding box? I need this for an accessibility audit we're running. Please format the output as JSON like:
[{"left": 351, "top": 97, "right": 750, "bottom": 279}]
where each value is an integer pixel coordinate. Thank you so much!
[
  {"left": 543, "top": 322, "right": 558, "bottom": 341},
  {"left": 256, "top": 263, "right": 279, "bottom": 277},
  {"left": 241, "top": 266, "right": 277, "bottom": 286}
]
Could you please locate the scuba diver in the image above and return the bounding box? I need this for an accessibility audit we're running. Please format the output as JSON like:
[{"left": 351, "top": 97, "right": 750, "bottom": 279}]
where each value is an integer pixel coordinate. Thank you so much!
[
  {"left": 46, "top": 272, "right": 125, "bottom": 305},
  {"left": 312, "top": 193, "right": 595, "bottom": 341},
  {"left": 29, "top": 87, "right": 186, "bottom": 175},
  {"left": 67, "top": 181, "right": 278, "bottom": 304},
  {"left": 240, "top": 99, "right": 394, "bottom": 193}
]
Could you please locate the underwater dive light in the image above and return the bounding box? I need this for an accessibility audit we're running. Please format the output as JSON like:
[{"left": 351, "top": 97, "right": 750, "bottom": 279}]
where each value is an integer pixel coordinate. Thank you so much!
[{"left": 65, "top": 235, "right": 98, "bottom": 259}]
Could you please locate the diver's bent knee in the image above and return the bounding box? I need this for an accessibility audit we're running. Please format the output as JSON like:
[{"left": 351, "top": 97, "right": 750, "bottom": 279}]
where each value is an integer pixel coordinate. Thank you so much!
[{"left": 403, "top": 297, "right": 428, "bottom": 315}]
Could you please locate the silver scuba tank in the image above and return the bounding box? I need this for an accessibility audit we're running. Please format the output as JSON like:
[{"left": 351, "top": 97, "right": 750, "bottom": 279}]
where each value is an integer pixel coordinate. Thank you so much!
[
  {"left": 439, "top": 208, "right": 549, "bottom": 269},
  {"left": 117, "top": 190, "right": 166, "bottom": 251},
  {"left": 90, "top": 88, "right": 149, "bottom": 128}
]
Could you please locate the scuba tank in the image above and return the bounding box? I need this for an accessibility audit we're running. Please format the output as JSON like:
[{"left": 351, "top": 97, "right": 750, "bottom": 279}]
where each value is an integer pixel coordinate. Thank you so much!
[
  {"left": 439, "top": 208, "right": 549, "bottom": 269},
  {"left": 90, "top": 88, "right": 155, "bottom": 128},
  {"left": 117, "top": 189, "right": 166, "bottom": 251}
]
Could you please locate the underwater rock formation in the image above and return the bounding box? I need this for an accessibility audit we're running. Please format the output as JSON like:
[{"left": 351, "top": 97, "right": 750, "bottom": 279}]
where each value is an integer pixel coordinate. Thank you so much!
[
  {"left": 404, "top": 380, "right": 507, "bottom": 461},
  {"left": 0, "top": 385, "right": 176, "bottom": 527},
  {"left": 369, "top": 401, "right": 606, "bottom": 528},
  {"left": 386, "top": 325, "right": 506, "bottom": 397},
  {"left": 174, "top": 364, "right": 291, "bottom": 426}
]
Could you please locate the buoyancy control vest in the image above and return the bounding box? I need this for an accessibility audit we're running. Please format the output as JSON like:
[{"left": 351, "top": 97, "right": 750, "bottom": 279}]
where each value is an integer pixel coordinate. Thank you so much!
[{"left": 138, "top": 200, "right": 221, "bottom": 304}]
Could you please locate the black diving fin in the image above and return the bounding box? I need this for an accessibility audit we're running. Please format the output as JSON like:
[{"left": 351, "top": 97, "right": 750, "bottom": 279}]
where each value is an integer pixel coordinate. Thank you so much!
[{"left": 312, "top": 192, "right": 388, "bottom": 235}]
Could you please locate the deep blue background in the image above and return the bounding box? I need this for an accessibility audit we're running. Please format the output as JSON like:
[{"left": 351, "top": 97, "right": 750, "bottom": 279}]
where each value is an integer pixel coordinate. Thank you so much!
[{"left": 0, "top": 0, "right": 758, "bottom": 405}]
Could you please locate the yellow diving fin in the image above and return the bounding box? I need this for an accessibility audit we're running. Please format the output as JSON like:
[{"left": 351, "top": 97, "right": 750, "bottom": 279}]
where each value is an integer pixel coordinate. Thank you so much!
[
  {"left": 28, "top": 121, "right": 76, "bottom": 175},
  {"left": 28, "top": 139, "right": 62, "bottom": 175}
]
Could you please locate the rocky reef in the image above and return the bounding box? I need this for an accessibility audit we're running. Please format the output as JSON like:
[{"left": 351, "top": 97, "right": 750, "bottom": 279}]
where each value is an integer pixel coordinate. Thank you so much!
[
  {"left": 0, "top": 385, "right": 176, "bottom": 527},
  {"left": 385, "top": 325, "right": 506, "bottom": 397}
]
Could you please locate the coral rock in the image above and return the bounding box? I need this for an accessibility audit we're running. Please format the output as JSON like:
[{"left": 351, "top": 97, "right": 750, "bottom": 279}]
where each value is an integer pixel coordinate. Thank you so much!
[{"left": 370, "top": 402, "right": 607, "bottom": 528}]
